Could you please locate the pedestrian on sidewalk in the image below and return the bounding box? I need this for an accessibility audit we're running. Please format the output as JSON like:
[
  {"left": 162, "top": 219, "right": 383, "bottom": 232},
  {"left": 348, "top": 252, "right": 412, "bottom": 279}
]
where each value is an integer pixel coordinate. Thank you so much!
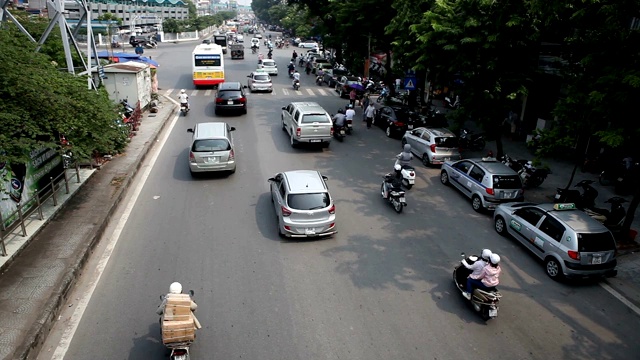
[
  {"left": 364, "top": 102, "right": 376, "bottom": 129},
  {"left": 361, "top": 93, "right": 370, "bottom": 120}
]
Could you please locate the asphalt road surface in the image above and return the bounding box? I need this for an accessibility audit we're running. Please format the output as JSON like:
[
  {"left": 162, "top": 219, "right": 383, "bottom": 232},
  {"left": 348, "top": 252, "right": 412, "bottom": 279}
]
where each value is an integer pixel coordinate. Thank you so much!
[{"left": 38, "top": 35, "right": 639, "bottom": 360}]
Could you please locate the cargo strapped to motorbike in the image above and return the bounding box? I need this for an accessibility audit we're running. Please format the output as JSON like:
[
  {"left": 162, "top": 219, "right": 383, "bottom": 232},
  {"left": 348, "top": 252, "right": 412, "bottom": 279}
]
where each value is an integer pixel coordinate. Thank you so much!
[{"left": 161, "top": 293, "right": 201, "bottom": 346}]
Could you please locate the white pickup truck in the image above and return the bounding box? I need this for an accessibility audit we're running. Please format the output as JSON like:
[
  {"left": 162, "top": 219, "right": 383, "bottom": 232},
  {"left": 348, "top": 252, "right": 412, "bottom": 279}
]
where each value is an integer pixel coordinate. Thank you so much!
[{"left": 281, "top": 102, "right": 333, "bottom": 148}]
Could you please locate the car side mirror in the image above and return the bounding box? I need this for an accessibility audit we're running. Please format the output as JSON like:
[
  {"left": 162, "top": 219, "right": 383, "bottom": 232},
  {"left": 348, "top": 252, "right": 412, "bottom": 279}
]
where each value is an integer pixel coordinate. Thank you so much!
[
  {"left": 322, "top": 175, "right": 328, "bottom": 181},
  {"left": 243, "top": 85, "right": 248, "bottom": 88},
  {"left": 247, "top": 75, "right": 251, "bottom": 77},
  {"left": 230, "top": 126, "right": 236, "bottom": 131},
  {"left": 187, "top": 128, "right": 194, "bottom": 133},
  {"left": 267, "top": 177, "right": 275, "bottom": 182},
  {"left": 281, "top": 106, "right": 286, "bottom": 110},
  {"left": 189, "top": 290, "right": 195, "bottom": 297}
]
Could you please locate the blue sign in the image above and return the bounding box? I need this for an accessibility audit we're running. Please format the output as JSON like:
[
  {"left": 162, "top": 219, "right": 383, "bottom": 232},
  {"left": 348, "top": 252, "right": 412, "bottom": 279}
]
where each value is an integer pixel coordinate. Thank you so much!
[{"left": 404, "top": 77, "right": 417, "bottom": 90}]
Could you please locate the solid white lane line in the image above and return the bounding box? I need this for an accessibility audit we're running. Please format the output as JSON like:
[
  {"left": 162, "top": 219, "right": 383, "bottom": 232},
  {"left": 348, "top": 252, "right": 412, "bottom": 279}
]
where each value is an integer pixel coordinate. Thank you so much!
[
  {"left": 600, "top": 283, "right": 640, "bottom": 317},
  {"left": 51, "top": 103, "right": 181, "bottom": 360}
]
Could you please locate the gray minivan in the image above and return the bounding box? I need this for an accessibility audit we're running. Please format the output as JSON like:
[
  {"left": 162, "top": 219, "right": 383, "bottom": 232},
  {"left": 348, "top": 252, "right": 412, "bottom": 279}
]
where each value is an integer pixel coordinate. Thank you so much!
[
  {"left": 187, "top": 122, "right": 236, "bottom": 176},
  {"left": 281, "top": 102, "right": 333, "bottom": 148}
]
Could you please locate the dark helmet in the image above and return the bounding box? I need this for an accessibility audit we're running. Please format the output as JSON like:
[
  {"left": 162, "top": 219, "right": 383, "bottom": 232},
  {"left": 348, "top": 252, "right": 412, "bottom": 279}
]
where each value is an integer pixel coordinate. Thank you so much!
[{"left": 338, "top": 108, "right": 344, "bottom": 114}]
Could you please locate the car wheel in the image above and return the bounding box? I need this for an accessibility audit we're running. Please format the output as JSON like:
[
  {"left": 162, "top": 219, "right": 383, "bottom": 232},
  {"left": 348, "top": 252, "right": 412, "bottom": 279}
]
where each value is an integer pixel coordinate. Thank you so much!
[
  {"left": 422, "top": 154, "right": 431, "bottom": 167},
  {"left": 471, "top": 195, "right": 483, "bottom": 212},
  {"left": 494, "top": 216, "right": 507, "bottom": 236},
  {"left": 440, "top": 171, "right": 449, "bottom": 185},
  {"left": 545, "top": 257, "right": 564, "bottom": 280},
  {"left": 281, "top": 119, "right": 286, "bottom": 131},
  {"left": 385, "top": 126, "right": 392, "bottom": 138},
  {"left": 214, "top": 108, "right": 220, "bottom": 116},
  {"left": 243, "top": 107, "right": 247, "bottom": 115}
]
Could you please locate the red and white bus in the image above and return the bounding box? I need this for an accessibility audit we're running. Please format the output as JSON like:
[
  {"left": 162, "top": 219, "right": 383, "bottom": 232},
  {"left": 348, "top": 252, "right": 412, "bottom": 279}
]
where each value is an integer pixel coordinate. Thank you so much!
[{"left": 192, "top": 44, "right": 225, "bottom": 87}]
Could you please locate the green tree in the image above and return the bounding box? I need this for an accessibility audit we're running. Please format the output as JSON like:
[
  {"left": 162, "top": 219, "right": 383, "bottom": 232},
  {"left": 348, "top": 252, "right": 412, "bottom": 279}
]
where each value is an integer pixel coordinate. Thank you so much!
[
  {"left": 163, "top": 18, "right": 181, "bottom": 33},
  {"left": 96, "top": 13, "right": 123, "bottom": 26},
  {"left": 251, "top": 0, "right": 281, "bottom": 23},
  {"left": 0, "top": 27, "right": 128, "bottom": 165},
  {"left": 530, "top": 0, "right": 640, "bottom": 238},
  {"left": 267, "top": 4, "right": 289, "bottom": 26},
  {"left": 411, "top": 0, "right": 540, "bottom": 156}
]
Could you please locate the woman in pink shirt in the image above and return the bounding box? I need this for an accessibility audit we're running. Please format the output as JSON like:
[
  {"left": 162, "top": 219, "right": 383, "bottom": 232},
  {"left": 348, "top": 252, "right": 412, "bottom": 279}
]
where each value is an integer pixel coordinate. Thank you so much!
[{"left": 464, "top": 253, "right": 501, "bottom": 299}]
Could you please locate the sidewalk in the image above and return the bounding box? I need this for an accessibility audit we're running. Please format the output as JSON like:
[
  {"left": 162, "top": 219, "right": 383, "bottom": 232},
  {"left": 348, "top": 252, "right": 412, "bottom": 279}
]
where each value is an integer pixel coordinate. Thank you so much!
[{"left": 0, "top": 96, "right": 177, "bottom": 360}]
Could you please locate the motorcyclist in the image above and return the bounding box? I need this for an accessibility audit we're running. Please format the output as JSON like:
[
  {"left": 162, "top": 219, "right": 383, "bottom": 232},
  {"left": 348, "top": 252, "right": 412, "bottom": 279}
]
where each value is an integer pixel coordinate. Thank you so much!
[
  {"left": 462, "top": 249, "right": 492, "bottom": 280},
  {"left": 305, "top": 61, "right": 312, "bottom": 75},
  {"left": 258, "top": 53, "right": 264, "bottom": 64},
  {"left": 178, "top": 89, "right": 189, "bottom": 110},
  {"left": 288, "top": 61, "right": 295, "bottom": 76},
  {"left": 345, "top": 104, "right": 356, "bottom": 123},
  {"left": 292, "top": 50, "right": 298, "bottom": 62},
  {"left": 292, "top": 70, "right": 301, "bottom": 87},
  {"left": 395, "top": 144, "right": 413, "bottom": 167},
  {"left": 267, "top": 49, "right": 273, "bottom": 59},
  {"left": 316, "top": 68, "right": 325, "bottom": 83},
  {"left": 464, "top": 253, "right": 501, "bottom": 300},
  {"left": 332, "top": 108, "right": 346, "bottom": 128},
  {"left": 156, "top": 282, "right": 198, "bottom": 316},
  {"left": 383, "top": 164, "right": 404, "bottom": 199}
]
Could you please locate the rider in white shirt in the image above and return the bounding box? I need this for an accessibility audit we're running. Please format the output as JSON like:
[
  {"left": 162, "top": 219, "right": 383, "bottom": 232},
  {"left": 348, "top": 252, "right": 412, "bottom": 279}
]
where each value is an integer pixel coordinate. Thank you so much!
[
  {"left": 292, "top": 71, "right": 301, "bottom": 86},
  {"left": 178, "top": 89, "right": 189, "bottom": 110},
  {"left": 345, "top": 104, "right": 356, "bottom": 121}
]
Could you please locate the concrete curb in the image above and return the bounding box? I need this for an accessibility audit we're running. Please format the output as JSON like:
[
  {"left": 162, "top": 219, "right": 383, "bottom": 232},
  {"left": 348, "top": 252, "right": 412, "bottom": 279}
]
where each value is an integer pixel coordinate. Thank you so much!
[
  {"left": 0, "top": 171, "right": 97, "bottom": 275},
  {"left": 14, "top": 100, "right": 178, "bottom": 360}
]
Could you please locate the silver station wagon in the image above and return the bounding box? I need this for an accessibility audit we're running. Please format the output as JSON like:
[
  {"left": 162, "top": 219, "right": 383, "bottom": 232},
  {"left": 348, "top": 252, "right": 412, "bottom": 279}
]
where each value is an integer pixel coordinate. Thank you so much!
[
  {"left": 268, "top": 170, "right": 337, "bottom": 238},
  {"left": 493, "top": 202, "right": 618, "bottom": 280},
  {"left": 440, "top": 158, "right": 524, "bottom": 211}
]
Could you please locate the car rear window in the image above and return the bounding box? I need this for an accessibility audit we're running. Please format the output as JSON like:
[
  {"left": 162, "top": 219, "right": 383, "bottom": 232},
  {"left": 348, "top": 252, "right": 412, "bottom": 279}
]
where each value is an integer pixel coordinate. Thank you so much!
[
  {"left": 218, "top": 90, "right": 242, "bottom": 98},
  {"left": 287, "top": 193, "right": 330, "bottom": 210},
  {"left": 254, "top": 74, "right": 270, "bottom": 81},
  {"left": 263, "top": 61, "right": 275, "bottom": 66},
  {"left": 192, "top": 139, "right": 230, "bottom": 152},
  {"left": 435, "top": 137, "right": 459, "bottom": 148},
  {"left": 492, "top": 175, "right": 523, "bottom": 189},
  {"left": 578, "top": 232, "right": 616, "bottom": 252},
  {"left": 301, "top": 114, "right": 330, "bottom": 124}
]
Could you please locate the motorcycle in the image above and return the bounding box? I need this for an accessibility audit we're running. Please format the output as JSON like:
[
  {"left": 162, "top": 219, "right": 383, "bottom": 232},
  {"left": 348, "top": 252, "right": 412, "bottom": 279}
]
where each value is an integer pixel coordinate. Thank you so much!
[
  {"left": 453, "top": 254, "right": 502, "bottom": 321},
  {"left": 395, "top": 164, "right": 415, "bottom": 189},
  {"left": 180, "top": 103, "right": 189, "bottom": 116},
  {"left": 553, "top": 179, "right": 598, "bottom": 209},
  {"left": 267, "top": 52, "right": 273, "bottom": 59},
  {"left": 288, "top": 69, "right": 294, "bottom": 78},
  {"left": 458, "top": 128, "right": 486, "bottom": 151},
  {"left": 145, "top": 39, "right": 158, "bottom": 49},
  {"left": 251, "top": 46, "right": 258, "bottom": 54},
  {"left": 120, "top": 99, "right": 134, "bottom": 118},
  {"left": 345, "top": 118, "right": 353, "bottom": 135},
  {"left": 293, "top": 79, "right": 300, "bottom": 91},
  {"left": 160, "top": 290, "right": 197, "bottom": 360},
  {"left": 583, "top": 197, "right": 628, "bottom": 232},
  {"left": 376, "top": 87, "right": 390, "bottom": 103},
  {"left": 501, "top": 154, "right": 550, "bottom": 188},
  {"left": 381, "top": 174, "right": 407, "bottom": 213},
  {"left": 316, "top": 75, "right": 324, "bottom": 86},
  {"left": 332, "top": 123, "right": 346, "bottom": 142}
]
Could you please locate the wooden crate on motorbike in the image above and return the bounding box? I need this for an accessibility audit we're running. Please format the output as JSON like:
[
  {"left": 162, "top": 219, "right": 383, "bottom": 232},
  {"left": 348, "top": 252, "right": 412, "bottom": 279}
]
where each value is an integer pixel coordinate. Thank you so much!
[
  {"left": 162, "top": 319, "right": 195, "bottom": 344},
  {"left": 163, "top": 293, "right": 192, "bottom": 321}
]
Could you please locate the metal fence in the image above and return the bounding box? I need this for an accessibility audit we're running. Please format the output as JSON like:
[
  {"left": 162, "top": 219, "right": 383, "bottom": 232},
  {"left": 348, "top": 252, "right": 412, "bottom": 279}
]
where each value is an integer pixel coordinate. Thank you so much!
[{"left": 0, "top": 164, "right": 85, "bottom": 256}]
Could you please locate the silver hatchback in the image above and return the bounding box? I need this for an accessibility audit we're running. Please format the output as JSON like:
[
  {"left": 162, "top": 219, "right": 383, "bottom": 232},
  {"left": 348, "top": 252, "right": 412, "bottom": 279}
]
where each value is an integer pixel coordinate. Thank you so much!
[
  {"left": 494, "top": 202, "right": 617, "bottom": 280},
  {"left": 402, "top": 127, "right": 461, "bottom": 166},
  {"left": 268, "top": 170, "right": 337, "bottom": 238}
]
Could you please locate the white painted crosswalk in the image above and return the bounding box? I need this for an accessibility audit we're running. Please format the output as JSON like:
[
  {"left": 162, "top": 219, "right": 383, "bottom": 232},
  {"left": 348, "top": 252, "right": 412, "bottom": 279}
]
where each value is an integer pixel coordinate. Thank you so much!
[{"left": 163, "top": 86, "right": 340, "bottom": 98}]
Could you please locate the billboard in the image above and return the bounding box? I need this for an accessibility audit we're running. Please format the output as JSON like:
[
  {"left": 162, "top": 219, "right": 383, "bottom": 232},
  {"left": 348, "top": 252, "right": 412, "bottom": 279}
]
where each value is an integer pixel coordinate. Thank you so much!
[{"left": 1, "top": 148, "right": 64, "bottom": 228}]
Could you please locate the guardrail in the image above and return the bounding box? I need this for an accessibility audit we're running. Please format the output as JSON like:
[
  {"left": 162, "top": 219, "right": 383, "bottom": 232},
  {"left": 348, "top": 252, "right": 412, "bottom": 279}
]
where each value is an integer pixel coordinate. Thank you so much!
[{"left": 0, "top": 164, "right": 85, "bottom": 256}]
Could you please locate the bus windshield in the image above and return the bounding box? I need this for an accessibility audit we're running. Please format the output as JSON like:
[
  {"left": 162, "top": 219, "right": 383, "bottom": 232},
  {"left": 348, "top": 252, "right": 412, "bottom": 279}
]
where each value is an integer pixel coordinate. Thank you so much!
[{"left": 194, "top": 54, "right": 221, "bottom": 67}]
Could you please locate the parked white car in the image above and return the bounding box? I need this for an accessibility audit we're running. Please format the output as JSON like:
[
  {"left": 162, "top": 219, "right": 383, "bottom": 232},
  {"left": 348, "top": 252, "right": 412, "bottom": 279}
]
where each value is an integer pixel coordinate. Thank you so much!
[{"left": 298, "top": 41, "right": 318, "bottom": 50}]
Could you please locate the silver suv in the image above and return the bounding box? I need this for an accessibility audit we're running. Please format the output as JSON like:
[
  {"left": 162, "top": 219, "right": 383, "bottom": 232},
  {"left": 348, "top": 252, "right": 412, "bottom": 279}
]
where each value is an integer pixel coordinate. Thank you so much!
[
  {"left": 268, "top": 170, "right": 337, "bottom": 238},
  {"left": 401, "top": 127, "right": 461, "bottom": 166},
  {"left": 281, "top": 102, "right": 333, "bottom": 148},
  {"left": 493, "top": 202, "right": 617, "bottom": 280},
  {"left": 440, "top": 158, "right": 524, "bottom": 212}
]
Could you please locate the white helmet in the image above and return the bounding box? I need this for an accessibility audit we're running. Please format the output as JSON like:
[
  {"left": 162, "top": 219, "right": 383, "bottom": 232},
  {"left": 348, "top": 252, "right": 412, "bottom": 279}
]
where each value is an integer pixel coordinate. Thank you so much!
[
  {"left": 394, "top": 164, "right": 402, "bottom": 171},
  {"left": 490, "top": 254, "right": 501, "bottom": 265},
  {"left": 481, "top": 249, "right": 492, "bottom": 260},
  {"left": 180, "top": 89, "right": 186, "bottom": 94},
  {"left": 169, "top": 282, "right": 183, "bottom": 294}
]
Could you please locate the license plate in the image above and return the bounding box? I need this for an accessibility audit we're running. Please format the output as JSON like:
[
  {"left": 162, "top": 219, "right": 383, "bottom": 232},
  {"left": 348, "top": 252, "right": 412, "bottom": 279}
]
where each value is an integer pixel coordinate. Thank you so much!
[
  {"left": 340, "top": 130, "right": 345, "bottom": 135},
  {"left": 305, "top": 228, "right": 316, "bottom": 235},
  {"left": 554, "top": 193, "right": 561, "bottom": 199},
  {"left": 227, "top": 100, "right": 234, "bottom": 105},
  {"left": 592, "top": 256, "right": 602, "bottom": 265},
  {"left": 617, "top": 177, "right": 623, "bottom": 182},
  {"left": 310, "top": 139, "right": 321, "bottom": 143},
  {"left": 399, "top": 197, "right": 405, "bottom": 202},
  {"left": 206, "top": 157, "right": 219, "bottom": 164},
  {"left": 407, "top": 125, "right": 414, "bottom": 129},
  {"left": 502, "top": 192, "right": 513, "bottom": 199},
  {"left": 489, "top": 309, "right": 497, "bottom": 317},
  {"left": 347, "top": 123, "right": 353, "bottom": 128}
]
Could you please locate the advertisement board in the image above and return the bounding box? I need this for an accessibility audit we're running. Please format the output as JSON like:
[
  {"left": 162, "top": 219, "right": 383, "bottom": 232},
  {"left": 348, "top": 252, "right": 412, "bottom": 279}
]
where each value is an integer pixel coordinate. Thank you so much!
[{"left": 1, "top": 148, "right": 64, "bottom": 228}]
